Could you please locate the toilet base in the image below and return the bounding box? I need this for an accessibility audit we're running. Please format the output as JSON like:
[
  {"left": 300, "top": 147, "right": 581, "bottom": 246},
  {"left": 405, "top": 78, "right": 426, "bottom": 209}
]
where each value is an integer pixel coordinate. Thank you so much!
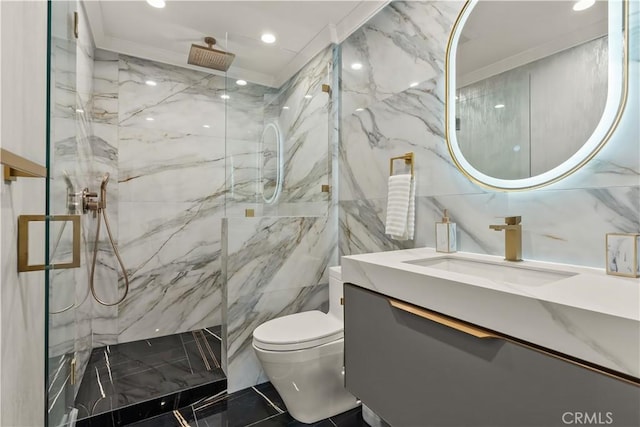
[{"left": 253, "top": 339, "right": 360, "bottom": 424}]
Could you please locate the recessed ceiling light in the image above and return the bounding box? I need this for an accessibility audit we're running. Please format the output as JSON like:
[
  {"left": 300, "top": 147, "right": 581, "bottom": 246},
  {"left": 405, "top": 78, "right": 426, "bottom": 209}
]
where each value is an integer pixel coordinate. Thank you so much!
[
  {"left": 75, "top": 108, "right": 84, "bottom": 113},
  {"left": 409, "top": 82, "right": 419, "bottom": 88},
  {"left": 351, "top": 63, "right": 363, "bottom": 70},
  {"left": 304, "top": 95, "right": 313, "bottom": 99},
  {"left": 261, "top": 33, "right": 276, "bottom": 44},
  {"left": 513, "top": 145, "right": 521, "bottom": 152},
  {"left": 235, "top": 80, "right": 247, "bottom": 86},
  {"left": 494, "top": 104, "right": 505, "bottom": 109},
  {"left": 145, "top": 80, "right": 157, "bottom": 86},
  {"left": 355, "top": 108, "right": 364, "bottom": 112},
  {"left": 203, "top": 125, "right": 210, "bottom": 128},
  {"left": 146, "top": 117, "right": 155, "bottom": 121},
  {"left": 146, "top": 0, "right": 165, "bottom": 9},
  {"left": 155, "top": 328, "right": 160, "bottom": 332},
  {"left": 221, "top": 94, "right": 230, "bottom": 100},
  {"left": 282, "top": 106, "right": 290, "bottom": 110},
  {"left": 573, "top": 0, "right": 595, "bottom": 11}
]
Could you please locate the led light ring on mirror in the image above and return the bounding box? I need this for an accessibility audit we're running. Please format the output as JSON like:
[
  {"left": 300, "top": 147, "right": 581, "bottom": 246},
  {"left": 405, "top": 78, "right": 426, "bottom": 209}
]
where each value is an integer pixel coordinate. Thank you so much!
[
  {"left": 445, "top": 0, "right": 629, "bottom": 191},
  {"left": 260, "top": 122, "right": 283, "bottom": 204}
]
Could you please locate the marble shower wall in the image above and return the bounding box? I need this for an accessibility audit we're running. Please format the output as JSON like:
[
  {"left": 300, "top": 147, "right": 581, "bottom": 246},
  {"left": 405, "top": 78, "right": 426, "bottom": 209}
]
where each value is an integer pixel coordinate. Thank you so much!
[
  {"left": 260, "top": 47, "right": 333, "bottom": 217},
  {"left": 222, "top": 216, "right": 333, "bottom": 393},
  {"left": 339, "top": 0, "right": 640, "bottom": 268},
  {"left": 115, "top": 55, "right": 270, "bottom": 343}
]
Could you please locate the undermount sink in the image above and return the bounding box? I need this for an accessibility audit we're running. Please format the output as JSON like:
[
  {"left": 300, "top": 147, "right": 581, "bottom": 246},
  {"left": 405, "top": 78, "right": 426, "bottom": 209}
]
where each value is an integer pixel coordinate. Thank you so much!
[{"left": 404, "top": 257, "right": 577, "bottom": 287}]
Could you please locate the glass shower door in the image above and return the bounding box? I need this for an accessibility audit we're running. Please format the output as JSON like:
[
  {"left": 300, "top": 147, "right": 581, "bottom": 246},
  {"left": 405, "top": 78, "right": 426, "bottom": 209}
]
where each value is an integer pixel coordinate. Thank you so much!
[{"left": 47, "top": 1, "right": 84, "bottom": 424}]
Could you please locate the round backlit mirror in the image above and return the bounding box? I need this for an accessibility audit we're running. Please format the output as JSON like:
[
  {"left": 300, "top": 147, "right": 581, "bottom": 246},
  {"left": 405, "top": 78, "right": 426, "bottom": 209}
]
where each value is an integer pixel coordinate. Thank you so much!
[
  {"left": 260, "top": 122, "right": 283, "bottom": 203},
  {"left": 446, "top": 0, "right": 628, "bottom": 190}
]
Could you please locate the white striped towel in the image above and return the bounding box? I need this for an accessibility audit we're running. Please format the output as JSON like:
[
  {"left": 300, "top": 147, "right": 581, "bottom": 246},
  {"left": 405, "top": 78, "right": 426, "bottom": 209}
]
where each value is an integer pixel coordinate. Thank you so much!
[{"left": 385, "top": 174, "right": 415, "bottom": 240}]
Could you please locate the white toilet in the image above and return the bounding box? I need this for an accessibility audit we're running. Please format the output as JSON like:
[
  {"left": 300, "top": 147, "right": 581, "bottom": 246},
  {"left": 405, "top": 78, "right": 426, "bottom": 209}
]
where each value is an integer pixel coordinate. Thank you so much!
[{"left": 252, "top": 266, "right": 360, "bottom": 423}]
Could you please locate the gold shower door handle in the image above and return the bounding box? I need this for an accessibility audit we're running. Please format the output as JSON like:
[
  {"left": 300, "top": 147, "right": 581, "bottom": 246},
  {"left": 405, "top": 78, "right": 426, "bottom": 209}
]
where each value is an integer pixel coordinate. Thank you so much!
[
  {"left": 388, "top": 298, "right": 499, "bottom": 339},
  {"left": 18, "top": 215, "right": 81, "bottom": 272}
]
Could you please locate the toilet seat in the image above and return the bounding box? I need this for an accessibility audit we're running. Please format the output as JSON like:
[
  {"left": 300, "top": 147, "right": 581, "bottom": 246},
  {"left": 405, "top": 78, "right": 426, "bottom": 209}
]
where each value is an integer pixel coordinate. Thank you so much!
[{"left": 253, "top": 310, "right": 343, "bottom": 351}]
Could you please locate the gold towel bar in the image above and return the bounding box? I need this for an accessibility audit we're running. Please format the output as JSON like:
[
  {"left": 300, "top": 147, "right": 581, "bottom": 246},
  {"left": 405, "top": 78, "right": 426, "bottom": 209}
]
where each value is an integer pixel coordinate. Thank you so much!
[{"left": 389, "top": 152, "right": 414, "bottom": 177}]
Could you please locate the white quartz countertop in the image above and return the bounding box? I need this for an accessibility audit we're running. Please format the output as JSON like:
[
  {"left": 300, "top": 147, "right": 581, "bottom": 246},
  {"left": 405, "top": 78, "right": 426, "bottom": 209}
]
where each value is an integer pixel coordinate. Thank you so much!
[{"left": 341, "top": 248, "right": 640, "bottom": 378}]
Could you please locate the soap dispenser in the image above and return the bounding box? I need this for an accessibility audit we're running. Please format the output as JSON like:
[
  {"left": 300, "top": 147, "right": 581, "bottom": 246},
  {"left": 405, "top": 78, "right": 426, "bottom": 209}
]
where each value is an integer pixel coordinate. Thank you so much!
[{"left": 436, "top": 209, "right": 457, "bottom": 253}]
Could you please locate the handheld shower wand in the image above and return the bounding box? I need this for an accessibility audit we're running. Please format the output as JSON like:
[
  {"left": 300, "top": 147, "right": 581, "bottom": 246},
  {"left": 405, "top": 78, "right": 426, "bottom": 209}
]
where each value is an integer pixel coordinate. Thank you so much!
[{"left": 86, "top": 173, "right": 130, "bottom": 306}]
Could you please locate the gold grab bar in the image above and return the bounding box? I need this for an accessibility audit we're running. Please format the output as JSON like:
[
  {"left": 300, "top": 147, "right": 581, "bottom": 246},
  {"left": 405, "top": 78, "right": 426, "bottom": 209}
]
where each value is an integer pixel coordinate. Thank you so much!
[
  {"left": 389, "top": 298, "right": 498, "bottom": 339},
  {"left": 389, "top": 152, "right": 414, "bottom": 177}
]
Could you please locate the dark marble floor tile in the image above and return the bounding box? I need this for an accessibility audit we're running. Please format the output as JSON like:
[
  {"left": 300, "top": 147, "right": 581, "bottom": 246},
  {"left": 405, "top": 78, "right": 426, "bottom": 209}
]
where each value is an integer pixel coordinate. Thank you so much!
[
  {"left": 193, "top": 385, "right": 285, "bottom": 427},
  {"left": 75, "top": 326, "right": 225, "bottom": 426},
  {"left": 249, "top": 412, "right": 336, "bottom": 427},
  {"left": 330, "top": 407, "right": 365, "bottom": 427}
]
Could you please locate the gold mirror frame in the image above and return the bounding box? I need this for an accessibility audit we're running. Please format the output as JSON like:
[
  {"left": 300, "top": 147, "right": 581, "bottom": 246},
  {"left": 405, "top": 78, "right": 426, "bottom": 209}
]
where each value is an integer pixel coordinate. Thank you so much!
[{"left": 445, "top": 0, "right": 629, "bottom": 192}]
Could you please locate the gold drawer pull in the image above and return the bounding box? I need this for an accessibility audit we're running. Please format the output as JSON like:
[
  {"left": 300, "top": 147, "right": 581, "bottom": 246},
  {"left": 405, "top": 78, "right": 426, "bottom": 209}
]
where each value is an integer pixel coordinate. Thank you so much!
[{"left": 389, "top": 299, "right": 499, "bottom": 339}]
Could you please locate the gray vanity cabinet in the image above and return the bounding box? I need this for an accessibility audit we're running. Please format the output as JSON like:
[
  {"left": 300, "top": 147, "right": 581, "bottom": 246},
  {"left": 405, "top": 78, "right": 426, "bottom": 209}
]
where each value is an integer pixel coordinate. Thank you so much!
[{"left": 343, "top": 284, "right": 640, "bottom": 427}]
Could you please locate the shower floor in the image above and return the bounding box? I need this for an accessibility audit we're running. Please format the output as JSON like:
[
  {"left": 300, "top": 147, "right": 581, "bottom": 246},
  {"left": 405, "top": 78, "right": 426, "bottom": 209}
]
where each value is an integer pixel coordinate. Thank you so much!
[{"left": 74, "top": 326, "right": 226, "bottom": 426}]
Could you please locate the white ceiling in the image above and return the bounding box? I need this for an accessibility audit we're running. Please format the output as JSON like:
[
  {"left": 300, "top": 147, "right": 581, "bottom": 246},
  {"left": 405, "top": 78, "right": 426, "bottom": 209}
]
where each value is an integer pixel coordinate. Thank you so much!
[
  {"left": 457, "top": 0, "right": 608, "bottom": 86},
  {"left": 83, "top": 0, "right": 389, "bottom": 87}
]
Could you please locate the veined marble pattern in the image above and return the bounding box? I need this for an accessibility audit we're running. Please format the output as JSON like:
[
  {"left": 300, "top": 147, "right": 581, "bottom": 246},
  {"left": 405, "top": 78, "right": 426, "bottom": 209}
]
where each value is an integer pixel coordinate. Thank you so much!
[
  {"left": 340, "top": 77, "right": 483, "bottom": 202},
  {"left": 339, "top": 0, "right": 640, "bottom": 270},
  {"left": 223, "top": 216, "right": 334, "bottom": 392},
  {"left": 117, "top": 200, "right": 223, "bottom": 343},
  {"left": 265, "top": 47, "right": 332, "bottom": 207},
  {"left": 114, "top": 55, "right": 273, "bottom": 343},
  {"left": 341, "top": 1, "right": 463, "bottom": 118},
  {"left": 92, "top": 49, "right": 119, "bottom": 125}
]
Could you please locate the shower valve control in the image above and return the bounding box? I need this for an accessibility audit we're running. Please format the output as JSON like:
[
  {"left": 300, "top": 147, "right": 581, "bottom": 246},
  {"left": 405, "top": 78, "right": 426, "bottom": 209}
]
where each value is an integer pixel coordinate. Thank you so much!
[{"left": 82, "top": 188, "right": 100, "bottom": 216}]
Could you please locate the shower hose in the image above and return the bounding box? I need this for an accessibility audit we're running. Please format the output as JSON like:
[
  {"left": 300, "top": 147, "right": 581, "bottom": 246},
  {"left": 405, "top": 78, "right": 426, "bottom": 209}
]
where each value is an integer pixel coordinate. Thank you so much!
[{"left": 89, "top": 205, "right": 129, "bottom": 306}]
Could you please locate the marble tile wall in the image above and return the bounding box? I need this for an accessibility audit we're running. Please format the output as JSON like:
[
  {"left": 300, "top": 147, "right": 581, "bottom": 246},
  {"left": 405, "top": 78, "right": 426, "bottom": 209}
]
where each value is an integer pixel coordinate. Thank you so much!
[
  {"left": 339, "top": 0, "right": 640, "bottom": 269},
  {"left": 115, "top": 55, "right": 272, "bottom": 343},
  {"left": 260, "top": 47, "right": 333, "bottom": 217},
  {"left": 222, "top": 216, "right": 333, "bottom": 393}
]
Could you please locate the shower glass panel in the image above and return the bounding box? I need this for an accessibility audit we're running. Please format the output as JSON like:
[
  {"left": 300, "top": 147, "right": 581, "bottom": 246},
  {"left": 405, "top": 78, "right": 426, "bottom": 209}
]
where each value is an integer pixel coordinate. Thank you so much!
[
  {"left": 223, "top": 42, "right": 333, "bottom": 217},
  {"left": 47, "top": 2, "right": 83, "bottom": 425}
]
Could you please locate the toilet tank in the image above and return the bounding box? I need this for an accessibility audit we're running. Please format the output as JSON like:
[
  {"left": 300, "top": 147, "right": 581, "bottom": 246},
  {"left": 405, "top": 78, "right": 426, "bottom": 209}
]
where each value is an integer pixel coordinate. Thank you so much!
[{"left": 328, "top": 267, "right": 344, "bottom": 321}]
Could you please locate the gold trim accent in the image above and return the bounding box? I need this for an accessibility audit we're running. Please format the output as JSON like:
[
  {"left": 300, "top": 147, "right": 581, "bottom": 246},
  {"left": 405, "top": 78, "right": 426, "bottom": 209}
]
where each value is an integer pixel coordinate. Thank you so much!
[
  {"left": 340, "top": 297, "right": 344, "bottom": 306},
  {"left": 0, "top": 149, "right": 47, "bottom": 181},
  {"left": 389, "top": 152, "right": 414, "bottom": 177},
  {"left": 192, "top": 330, "right": 213, "bottom": 371},
  {"left": 390, "top": 299, "right": 497, "bottom": 338},
  {"left": 73, "top": 11, "right": 79, "bottom": 39},
  {"left": 322, "top": 84, "right": 331, "bottom": 95},
  {"left": 18, "top": 215, "right": 80, "bottom": 272},
  {"left": 321, "top": 184, "right": 330, "bottom": 193},
  {"left": 198, "top": 330, "right": 220, "bottom": 369},
  {"left": 606, "top": 233, "right": 640, "bottom": 278},
  {"left": 245, "top": 208, "right": 255, "bottom": 217},
  {"left": 444, "top": 0, "right": 630, "bottom": 192},
  {"left": 388, "top": 297, "right": 640, "bottom": 387},
  {"left": 173, "top": 410, "right": 191, "bottom": 427},
  {"left": 70, "top": 357, "right": 76, "bottom": 386}
]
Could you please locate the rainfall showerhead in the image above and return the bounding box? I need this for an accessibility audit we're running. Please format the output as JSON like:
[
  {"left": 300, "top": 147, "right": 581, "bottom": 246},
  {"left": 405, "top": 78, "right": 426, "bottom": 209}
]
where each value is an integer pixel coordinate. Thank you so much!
[{"left": 188, "top": 37, "right": 235, "bottom": 72}]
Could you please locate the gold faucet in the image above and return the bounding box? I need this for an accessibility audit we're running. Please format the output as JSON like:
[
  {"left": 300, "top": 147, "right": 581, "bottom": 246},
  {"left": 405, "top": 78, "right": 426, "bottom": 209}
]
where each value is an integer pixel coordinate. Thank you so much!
[{"left": 489, "top": 216, "right": 522, "bottom": 261}]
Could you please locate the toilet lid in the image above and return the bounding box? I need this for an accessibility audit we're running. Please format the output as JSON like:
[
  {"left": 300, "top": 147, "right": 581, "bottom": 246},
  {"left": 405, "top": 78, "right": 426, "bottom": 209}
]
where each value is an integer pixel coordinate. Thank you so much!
[{"left": 253, "top": 310, "right": 343, "bottom": 351}]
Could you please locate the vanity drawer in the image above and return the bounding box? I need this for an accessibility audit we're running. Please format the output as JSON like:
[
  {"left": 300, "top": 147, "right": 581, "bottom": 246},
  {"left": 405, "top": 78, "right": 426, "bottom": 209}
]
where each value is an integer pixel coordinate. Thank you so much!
[{"left": 343, "top": 284, "right": 640, "bottom": 427}]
